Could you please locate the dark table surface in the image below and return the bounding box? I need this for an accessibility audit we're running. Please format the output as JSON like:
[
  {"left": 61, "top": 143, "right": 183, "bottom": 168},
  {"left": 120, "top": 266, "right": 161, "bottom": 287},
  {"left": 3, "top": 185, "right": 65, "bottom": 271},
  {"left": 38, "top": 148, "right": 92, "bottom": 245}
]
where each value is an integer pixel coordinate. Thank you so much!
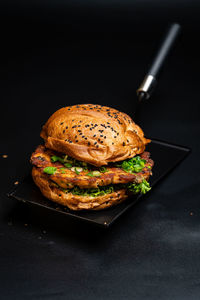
[{"left": 1, "top": 1, "right": 200, "bottom": 299}]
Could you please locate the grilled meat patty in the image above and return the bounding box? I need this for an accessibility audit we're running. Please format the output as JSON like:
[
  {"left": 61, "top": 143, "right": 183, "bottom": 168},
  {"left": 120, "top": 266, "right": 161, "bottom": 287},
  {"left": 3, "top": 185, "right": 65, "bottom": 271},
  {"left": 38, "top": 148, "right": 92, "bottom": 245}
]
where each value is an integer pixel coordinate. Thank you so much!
[
  {"left": 32, "top": 167, "right": 128, "bottom": 210},
  {"left": 31, "top": 145, "right": 154, "bottom": 189}
]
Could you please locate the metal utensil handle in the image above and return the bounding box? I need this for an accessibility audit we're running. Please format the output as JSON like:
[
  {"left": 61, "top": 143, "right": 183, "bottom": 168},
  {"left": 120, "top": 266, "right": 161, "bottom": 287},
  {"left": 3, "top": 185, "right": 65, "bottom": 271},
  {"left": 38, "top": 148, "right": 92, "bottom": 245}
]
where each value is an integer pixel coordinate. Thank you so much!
[{"left": 137, "top": 23, "right": 181, "bottom": 101}]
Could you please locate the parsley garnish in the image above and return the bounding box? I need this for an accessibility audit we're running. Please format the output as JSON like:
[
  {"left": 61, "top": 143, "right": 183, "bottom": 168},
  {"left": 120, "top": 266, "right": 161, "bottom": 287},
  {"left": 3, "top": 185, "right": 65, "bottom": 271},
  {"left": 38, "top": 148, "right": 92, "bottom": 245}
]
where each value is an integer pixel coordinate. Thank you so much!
[
  {"left": 116, "top": 156, "right": 146, "bottom": 173},
  {"left": 61, "top": 180, "right": 151, "bottom": 197},
  {"left": 127, "top": 180, "right": 151, "bottom": 194},
  {"left": 66, "top": 185, "right": 114, "bottom": 197}
]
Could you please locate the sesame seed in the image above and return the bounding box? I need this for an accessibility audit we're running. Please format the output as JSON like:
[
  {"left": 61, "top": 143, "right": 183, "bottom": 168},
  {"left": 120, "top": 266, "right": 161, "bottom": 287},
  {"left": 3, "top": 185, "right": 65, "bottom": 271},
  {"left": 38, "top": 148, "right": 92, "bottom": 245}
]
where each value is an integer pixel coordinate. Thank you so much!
[
  {"left": 123, "top": 142, "right": 125, "bottom": 146},
  {"left": 63, "top": 130, "right": 65, "bottom": 133},
  {"left": 60, "top": 122, "right": 64, "bottom": 125}
]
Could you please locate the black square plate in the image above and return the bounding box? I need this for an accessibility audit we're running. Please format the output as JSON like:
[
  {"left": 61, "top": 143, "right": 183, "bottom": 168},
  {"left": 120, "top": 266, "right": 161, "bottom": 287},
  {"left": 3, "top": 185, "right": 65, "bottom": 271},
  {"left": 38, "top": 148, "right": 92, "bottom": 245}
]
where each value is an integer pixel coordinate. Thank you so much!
[{"left": 8, "top": 139, "right": 190, "bottom": 227}]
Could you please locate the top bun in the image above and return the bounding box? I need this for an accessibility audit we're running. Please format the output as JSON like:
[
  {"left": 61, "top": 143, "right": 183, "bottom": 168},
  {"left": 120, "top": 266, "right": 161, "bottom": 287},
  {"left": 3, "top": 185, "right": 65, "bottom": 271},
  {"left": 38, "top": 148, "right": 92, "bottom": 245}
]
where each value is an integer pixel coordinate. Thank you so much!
[{"left": 40, "top": 104, "right": 150, "bottom": 166}]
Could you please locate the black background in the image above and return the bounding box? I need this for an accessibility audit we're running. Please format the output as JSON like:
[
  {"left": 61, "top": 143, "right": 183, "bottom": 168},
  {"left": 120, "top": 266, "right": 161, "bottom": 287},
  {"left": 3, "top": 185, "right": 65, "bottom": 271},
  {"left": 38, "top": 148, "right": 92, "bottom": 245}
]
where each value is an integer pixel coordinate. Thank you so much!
[{"left": 1, "top": 1, "right": 200, "bottom": 299}]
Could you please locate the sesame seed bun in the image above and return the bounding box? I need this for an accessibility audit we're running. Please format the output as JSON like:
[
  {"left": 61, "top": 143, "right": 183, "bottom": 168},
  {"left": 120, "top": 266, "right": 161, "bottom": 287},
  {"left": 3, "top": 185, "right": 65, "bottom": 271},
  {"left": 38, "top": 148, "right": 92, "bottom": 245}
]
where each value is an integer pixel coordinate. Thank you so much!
[{"left": 40, "top": 104, "right": 150, "bottom": 166}]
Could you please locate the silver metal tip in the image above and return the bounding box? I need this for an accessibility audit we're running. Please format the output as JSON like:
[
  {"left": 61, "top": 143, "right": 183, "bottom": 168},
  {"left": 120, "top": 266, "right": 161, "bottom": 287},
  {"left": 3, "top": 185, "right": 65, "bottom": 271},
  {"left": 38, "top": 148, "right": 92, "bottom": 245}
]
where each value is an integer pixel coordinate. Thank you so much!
[{"left": 138, "top": 92, "right": 146, "bottom": 102}]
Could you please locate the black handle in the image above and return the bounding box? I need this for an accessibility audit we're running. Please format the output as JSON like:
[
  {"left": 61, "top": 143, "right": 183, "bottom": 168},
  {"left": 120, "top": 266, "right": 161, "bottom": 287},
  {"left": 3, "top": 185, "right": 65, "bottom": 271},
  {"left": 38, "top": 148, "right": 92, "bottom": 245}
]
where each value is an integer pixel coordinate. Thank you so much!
[
  {"left": 137, "top": 23, "right": 181, "bottom": 102},
  {"left": 148, "top": 23, "right": 181, "bottom": 77}
]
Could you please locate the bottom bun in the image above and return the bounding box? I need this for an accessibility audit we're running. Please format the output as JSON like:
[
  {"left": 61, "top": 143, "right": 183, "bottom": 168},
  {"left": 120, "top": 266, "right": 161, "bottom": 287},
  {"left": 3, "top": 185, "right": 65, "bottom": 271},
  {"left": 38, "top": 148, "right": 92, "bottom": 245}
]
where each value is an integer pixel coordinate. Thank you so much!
[{"left": 32, "top": 167, "right": 128, "bottom": 210}]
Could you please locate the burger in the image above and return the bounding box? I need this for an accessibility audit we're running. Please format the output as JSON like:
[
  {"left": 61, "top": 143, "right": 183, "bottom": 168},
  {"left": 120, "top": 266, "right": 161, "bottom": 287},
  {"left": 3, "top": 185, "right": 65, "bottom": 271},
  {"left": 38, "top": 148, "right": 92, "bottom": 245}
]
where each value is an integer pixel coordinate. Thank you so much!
[{"left": 30, "top": 104, "right": 154, "bottom": 210}]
